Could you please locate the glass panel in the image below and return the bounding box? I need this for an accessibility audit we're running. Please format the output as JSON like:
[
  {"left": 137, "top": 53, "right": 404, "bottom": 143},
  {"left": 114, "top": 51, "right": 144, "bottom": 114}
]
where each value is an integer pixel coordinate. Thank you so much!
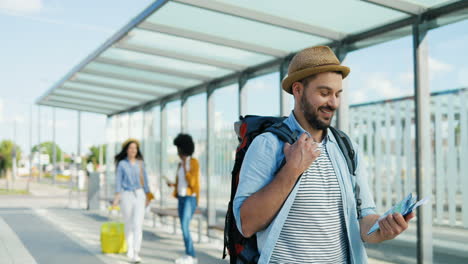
[
  {"left": 105, "top": 116, "right": 118, "bottom": 200},
  {"left": 127, "top": 28, "right": 274, "bottom": 66},
  {"left": 129, "top": 111, "right": 143, "bottom": 140},
  {"left": 62, "top": 82, "right": 151, "bottom": 101},
  {"left": 84, "top": 61, "right": 200, "bottom": 87},
  {"left": 147, "top": 2, "right": 328, "bottom": 52},
  {"left": 162, "top": 100, "right": 181, "bottom": 209},
  {"left": 101, "top": 47, "right": 232, "bottom": 77},
  {"left": 346, "top": 34, "right": 417, "bottom": 263},
  {"left": 72, "top": 73, "right": 177, "bottom": 96},
  {"left": 211, "top": 84, "right": 239, "bottom": 222},
  {"left": 57, "top": 85, "right": 144, "bottom": 105},
  {"left": 142, "top": 109, "right": 158, "bottom": 196},
  {"left": 428, "top": 19, "right": 468, "bottom": 264},
  {"left": 117, "top": 113, "right": 130, "bottom": 143},
  {"left": 213, "top": 0, "right": 408, "bottom": 34},
  {"left": 186, "top": 93, "right": 208, "bottom": 210},
  {"left": 79, "top": 65, "right": 178, "bottom": 94},
  {"left": 242, "top": 72, "right": 280, "bottom": 116}
]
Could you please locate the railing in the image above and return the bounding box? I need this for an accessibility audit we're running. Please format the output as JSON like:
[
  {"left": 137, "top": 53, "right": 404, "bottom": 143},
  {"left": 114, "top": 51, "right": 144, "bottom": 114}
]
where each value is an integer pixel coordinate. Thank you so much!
[{"left": 349, "top": 88, "right": 467, "bottom": 228}]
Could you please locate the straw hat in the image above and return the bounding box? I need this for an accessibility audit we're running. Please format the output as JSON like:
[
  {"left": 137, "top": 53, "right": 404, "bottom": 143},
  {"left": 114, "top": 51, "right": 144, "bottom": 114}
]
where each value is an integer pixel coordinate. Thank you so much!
[
  {"left": 281, "top": 46, "right": 350, "bottom": 94},
  {"left": 122, "top": 138, "right": 140, "bottom": 149}
]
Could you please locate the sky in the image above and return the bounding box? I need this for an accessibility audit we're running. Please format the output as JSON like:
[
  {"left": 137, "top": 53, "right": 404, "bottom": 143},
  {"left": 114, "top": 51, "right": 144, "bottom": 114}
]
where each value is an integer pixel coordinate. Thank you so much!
[
  {"left": 0, "top": 0, "right": 154, "bottom": 156},
  {"left": 0, "top": 0, "right": 467, "bottom": 158}
]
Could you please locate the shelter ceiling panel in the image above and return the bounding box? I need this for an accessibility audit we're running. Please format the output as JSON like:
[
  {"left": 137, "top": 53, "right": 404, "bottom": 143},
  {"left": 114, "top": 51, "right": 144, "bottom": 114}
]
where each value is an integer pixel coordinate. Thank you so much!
[
  {"left": 82, "top": 62, "right": 186, "bottom": 90},
  {"left": 123, "top": 28, "right": 275, "bottom": 66},
  {"left": 145, "top": 1, "right": 330, "bottom": 53},
  {"left": 190, "top": 0, "right": 409, "bottom": 34},
  {"left": 61, "top": 82, "right": 161, "bottom": 100},
  {"left": 45, "top": 95, "right": 126, "bottom": 110},
  {"left": 80, "top": 61, "right": 200, "bottom": 88},
  {"left": 52, "top": 89, "right": 143, "bottom": 106},
  {"left": 100, "top": 47, "right": 233, "bottom": 78}
]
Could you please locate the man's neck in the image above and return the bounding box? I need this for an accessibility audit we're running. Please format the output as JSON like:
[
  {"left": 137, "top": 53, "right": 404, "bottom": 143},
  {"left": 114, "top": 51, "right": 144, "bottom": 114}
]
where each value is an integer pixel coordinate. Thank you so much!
[{"left": 293, "top": 109, "right": 325, "bottom": 142}]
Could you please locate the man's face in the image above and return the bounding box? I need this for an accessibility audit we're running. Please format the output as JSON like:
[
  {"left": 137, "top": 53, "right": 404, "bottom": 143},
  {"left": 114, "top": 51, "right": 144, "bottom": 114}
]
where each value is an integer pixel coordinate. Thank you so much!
[{"left": 297, "top": 72, "right": 343, "bottom": 130}]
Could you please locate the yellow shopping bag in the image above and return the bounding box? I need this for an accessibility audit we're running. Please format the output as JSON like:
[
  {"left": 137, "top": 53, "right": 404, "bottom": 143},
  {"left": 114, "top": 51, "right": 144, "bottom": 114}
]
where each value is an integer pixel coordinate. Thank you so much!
[{"left": 100, "top": 221, "right": 127, "bottom": 253}]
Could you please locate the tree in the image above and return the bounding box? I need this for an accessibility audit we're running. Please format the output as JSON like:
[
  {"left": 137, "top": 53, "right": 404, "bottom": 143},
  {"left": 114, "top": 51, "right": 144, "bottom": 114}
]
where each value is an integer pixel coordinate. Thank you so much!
[
  {"left": 0, "top": 140, "right": 22, "bottom": 170},
  {"left": 87, "top": 144, "right": 107, "bottom": 166},
  {"left": 31, "top": 141, "right": 62, "bottom": 164}
]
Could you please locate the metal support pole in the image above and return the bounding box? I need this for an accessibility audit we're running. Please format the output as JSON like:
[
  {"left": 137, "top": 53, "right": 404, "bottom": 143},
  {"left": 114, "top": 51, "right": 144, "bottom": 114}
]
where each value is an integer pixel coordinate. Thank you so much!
[
  {"left": 52, "top": 108, "right": 56, "bottom": 184},
  {"left": 239, "top": 74, "right": 248, "bottom": 117},
  {"left": 77, "top": 111, "right": 82, "bottom": 208},
  {"left": 12, "top": 119, "right": 17, "bottom": 189},
  {"left": 28, "top": 105, "right": 32, "bottom": 192},
  {"left": 160, "top": 103, "right": 167, "bottom": 209},
  {"left": 413, "top": 20, "right": 433, "bottom": 264},
  {"left": 38, "top": 106, "right": 41, "bottom": 182},
  {"left": 206, "top": 86, "right": 216, "bottom": 237},
  {"left": 181, "top": 96, "right": 189, "bottom": 133},
  {"left": 279, "top": 59, "right": 291, "bottom": 117},
  {"left": 335, "top": 45, "right": 350, "bottom": 132}
]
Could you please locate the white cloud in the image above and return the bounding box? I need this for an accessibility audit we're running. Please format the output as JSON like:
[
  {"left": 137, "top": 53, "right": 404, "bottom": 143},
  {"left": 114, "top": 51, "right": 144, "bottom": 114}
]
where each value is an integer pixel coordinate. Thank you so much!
[
  {"left": 0, "top": 0, "right": 43, "bottom": 14},
  {"left": 364, "top": 72, "right": 405, "bottom": 99},
  {"left": 428, "top": 56, "right": 453, "bottom": 75}
]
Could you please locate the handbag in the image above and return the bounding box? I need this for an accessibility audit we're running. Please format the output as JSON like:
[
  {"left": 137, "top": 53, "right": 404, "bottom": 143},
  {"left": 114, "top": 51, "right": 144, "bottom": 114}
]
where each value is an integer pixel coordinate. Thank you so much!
[{"left": 139, "top": 161, "right": 154, "bottom": 202}]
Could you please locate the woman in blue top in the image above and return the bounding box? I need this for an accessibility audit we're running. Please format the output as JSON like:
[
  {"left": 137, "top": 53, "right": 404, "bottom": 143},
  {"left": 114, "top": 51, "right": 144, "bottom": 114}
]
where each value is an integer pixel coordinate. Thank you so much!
[{"left": 112, "top": 138, "right": 151, "bottom": 263}]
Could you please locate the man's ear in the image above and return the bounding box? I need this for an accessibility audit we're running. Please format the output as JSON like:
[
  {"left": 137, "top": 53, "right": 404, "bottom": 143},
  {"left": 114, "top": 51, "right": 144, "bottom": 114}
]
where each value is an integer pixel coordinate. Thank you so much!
[{"left": 291, "top": 82, "right": 302, "bottom": 97}]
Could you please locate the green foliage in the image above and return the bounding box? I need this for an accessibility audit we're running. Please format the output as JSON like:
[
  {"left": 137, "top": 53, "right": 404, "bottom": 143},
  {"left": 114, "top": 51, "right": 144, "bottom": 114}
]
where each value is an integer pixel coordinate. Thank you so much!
[
  {"left": 31, "top": 141, "right": 62, "bottom": 163},
  {"left": 0, "top": 140, "right": 22, "bottom": 170},
  {"left": 87, "top": 144, "right": 106, "bottom": 166}
]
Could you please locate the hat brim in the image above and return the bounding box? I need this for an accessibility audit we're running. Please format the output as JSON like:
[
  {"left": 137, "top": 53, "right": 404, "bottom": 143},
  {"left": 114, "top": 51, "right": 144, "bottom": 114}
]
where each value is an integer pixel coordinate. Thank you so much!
[{"left": 281, "top": 65, "right": 350, "bottom": 94}]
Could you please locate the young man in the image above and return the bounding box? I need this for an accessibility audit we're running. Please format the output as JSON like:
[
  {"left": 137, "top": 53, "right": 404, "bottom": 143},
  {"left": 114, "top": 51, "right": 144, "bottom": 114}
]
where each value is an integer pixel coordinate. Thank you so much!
[{"left": 233, "top": 46, "right": 415, "bottom": 264}]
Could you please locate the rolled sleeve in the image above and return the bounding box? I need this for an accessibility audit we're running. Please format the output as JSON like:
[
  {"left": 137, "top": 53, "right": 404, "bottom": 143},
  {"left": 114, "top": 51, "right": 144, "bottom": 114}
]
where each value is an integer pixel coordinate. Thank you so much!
[
  {"left": 233, "top": 133, "right": 282, "bottom": 237},
  {"left": 115, "top": 162, "right": 124, "bottom": 193}
]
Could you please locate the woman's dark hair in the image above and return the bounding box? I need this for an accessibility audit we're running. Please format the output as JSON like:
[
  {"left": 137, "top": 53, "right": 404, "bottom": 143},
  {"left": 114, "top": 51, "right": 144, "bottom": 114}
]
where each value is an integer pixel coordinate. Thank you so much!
[
  {"left": 173, "top": 133, "right": 195, "bottom": 156},
  {"left": 114, "top": 140, "right": 144, "bottom": 165}
]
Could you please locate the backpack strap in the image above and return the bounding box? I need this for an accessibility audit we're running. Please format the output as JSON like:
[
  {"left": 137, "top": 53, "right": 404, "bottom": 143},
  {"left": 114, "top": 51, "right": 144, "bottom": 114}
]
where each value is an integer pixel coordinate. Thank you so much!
[
  {"left": 329, "top": 127, "right": 362, "bottom": 219},
  {"left": 264, "top": 122, "right": 298, "bottom": 145}
]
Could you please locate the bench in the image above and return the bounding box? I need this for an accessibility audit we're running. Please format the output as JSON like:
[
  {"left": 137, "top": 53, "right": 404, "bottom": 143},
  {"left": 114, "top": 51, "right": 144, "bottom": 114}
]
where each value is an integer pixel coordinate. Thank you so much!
[{"left": 151, "top": 207, "right": 204, "bottom": 243}]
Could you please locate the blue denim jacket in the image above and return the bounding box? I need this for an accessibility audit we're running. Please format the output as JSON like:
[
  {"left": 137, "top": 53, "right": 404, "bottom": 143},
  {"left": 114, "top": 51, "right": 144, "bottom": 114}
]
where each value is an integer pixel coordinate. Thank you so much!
[
  {"left": 233, "top": 113, "right": 376, "bottom": 264},
  {"left": 115, "top": 159, "right": 150, "bottom": 194}
]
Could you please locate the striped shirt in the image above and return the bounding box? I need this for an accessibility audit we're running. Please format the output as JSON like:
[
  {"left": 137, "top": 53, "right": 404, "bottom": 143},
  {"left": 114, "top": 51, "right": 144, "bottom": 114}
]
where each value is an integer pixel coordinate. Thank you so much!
[{"left": 270, "top": 142, "right": 349, "bottom": 264}]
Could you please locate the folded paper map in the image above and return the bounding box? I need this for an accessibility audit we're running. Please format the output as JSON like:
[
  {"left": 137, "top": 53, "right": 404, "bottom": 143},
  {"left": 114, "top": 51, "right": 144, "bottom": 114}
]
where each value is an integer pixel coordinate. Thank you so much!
[{"left": 367, "top": 193, "right": 430, "bottom": 235}]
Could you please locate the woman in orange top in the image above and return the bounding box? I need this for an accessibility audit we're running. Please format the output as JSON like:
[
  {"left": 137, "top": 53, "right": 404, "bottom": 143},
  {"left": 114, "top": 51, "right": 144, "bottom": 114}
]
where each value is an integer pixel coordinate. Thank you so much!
[{"left": 168, "top": 133, "right": 200, "bottom": 264}]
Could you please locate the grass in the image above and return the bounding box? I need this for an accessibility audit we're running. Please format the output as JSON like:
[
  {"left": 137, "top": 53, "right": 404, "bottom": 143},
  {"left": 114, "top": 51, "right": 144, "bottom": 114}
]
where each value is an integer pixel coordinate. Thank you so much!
[{"left": 0, "top": 188, "right": 30, "bottom": 195}]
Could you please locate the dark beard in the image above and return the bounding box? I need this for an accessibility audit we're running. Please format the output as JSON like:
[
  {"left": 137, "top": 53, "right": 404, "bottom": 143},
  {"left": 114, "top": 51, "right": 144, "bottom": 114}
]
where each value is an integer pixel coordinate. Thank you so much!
[{"left": 300, "top": 93, "right": 334, "bottom": 130}]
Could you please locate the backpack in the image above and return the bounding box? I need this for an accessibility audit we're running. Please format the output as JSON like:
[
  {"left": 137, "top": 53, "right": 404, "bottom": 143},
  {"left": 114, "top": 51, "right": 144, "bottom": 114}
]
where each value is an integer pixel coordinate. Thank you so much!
[{"left": 222, "top": 115, "right": 362, "bottom": 264}]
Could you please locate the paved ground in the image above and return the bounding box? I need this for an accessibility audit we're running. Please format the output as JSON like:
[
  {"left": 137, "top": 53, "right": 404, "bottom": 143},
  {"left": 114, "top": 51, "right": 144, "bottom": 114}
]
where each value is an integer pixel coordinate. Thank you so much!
[{"left": 1, "top": 176, "right": 467, "bottom": 264}]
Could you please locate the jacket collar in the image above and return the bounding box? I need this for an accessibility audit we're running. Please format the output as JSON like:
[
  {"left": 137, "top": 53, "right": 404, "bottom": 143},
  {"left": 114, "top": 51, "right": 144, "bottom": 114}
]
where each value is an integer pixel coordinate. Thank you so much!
[{"left": 284, "top": 111, "right": 336, "bottom": 144}]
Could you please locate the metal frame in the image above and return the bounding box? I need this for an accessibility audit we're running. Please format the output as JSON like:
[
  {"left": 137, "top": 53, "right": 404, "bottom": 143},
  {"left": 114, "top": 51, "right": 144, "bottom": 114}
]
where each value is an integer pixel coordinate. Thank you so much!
[
  {"left": 41, "top": 101, "right": 111, "bottom": 115},
  {"left": 111, "top": 1, "right": 468, "bottom": 117},
  {"left": 71, "top": 78, "right": 173, "bottom": 97},
  {"left": 138, "top": 22, "right": 288, "bottom": 57},
  {"left": 95, "top": 56, "right": 212, "bottom": 81},
  {"left": 35, "top": 3, "right": 468, "bottom": 262},
  {"left": 36, "top": 0, "right": 171, "bottom": 105},
  {"left": 80, "top": 68, "right": 182, "bottom": 91},
  {"left": 115, "top": 42, "right": 246, "bottom": 71},
  {"left": 363, "top": 0, "right": 426, "bottom": 15},
  {"left": 46, "top": 94, "right": 133, "bottom": 109},
  {"left": 413, "top": 18, "right": 433, "bottom": 264},
  {"left": 61, "top": 83, "right": 153, "bottom": 102}
]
